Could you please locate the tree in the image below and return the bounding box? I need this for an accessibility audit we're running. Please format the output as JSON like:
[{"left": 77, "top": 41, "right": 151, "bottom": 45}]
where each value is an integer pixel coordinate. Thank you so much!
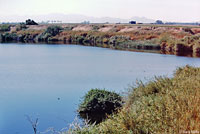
[
  {"left": 155, "top": 20, "right": 164, "bottom": 24},
  {"left": 129, "top": 21, "right": 136, "bottom": 24},
  {"left": 25, "top": 19, "right": 38, "bottom": 25}
]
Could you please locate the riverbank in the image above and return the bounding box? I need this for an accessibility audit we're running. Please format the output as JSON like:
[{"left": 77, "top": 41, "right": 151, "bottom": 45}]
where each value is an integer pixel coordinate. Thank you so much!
[
  {"left": 68, "top": 65, "right": 200, "bottom": 134},
  {"left": 0, "top": 23, "right": 200, "bottom": 57}
]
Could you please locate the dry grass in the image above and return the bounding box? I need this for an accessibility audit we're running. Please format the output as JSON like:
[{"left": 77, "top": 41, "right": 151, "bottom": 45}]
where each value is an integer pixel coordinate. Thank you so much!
[
  {"left": 98, "top": 65, "right": 200, "bottom": 133},
  {"left": 69, "top": 65, "right": 200, "bottom": 134}
]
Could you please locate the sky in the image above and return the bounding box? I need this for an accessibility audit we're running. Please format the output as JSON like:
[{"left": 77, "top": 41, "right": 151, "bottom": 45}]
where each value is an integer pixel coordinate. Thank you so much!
[{"left": 0, "top": 0, "right": 199, "bottom": 22}]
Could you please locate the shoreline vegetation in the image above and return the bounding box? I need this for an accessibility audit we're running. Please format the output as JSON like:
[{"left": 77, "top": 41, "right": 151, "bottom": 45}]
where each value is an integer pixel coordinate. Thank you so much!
[
  {"left": 25, "top": 65, "right": 200, "bottom": 134},
  {"left": 0, "top": 23, "right": 200, "bottom": 57},
  {"left": 67, "top": 65, "right": 200, "bottom": 134}
]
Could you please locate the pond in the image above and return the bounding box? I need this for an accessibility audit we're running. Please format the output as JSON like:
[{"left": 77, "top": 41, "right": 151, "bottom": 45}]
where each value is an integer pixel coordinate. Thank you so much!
[{"left": 0, "top": 43, "right": 200, "bottom": 134}]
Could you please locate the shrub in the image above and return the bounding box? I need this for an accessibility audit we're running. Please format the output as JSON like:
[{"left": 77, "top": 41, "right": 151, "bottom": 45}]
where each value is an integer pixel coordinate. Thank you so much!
[
  {"left": 78, "top": 88, "right": 123, "bottom": 124},
  {"left": 36, "top": 25, "right": 63, "bottom": 41},
  {"left": 36, "top": 32, "right": 51, "bottom": 41},
  {"left": 0, "top": 24, "right": 11, "bottom": 32},
  {"left": 91, "top": 25, "right": 104, "bottom": 31},
  {"left": 2, "top": 33, "right": 18, "bottom": 41},
  {"left": 0, "top": 34, "right": 3, "bottom": 42},
  {"left": 183, "top": 27, "right": 194, "bottom": 35},
  {"left": 16, "top": 23, "right": 27, "bottom": 31},
  {"left": 94, "top": 66, "right": 200, "bottom": 133},
  {"left": 64, "top": 25, "right": 74, "bottom": 31},
  {"left": 45, "top": 25, "right": 63, "bottom": 36}
]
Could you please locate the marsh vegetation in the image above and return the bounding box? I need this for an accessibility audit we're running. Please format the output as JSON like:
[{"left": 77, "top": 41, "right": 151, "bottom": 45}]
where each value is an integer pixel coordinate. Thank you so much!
[
  {"left": 68, "top": 65, "right": 200, "bottom": 134},
  {"left": 0, "top": 23, "right": 199, "bottom": 57}
]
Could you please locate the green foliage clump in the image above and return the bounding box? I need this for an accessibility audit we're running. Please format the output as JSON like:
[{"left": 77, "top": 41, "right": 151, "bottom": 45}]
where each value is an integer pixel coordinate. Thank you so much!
[
  {"left": 2, "top": 33, "right": 18, "bottom": 41},
  {"left": 37, "top": 32, "right": 51, "bottom": 41},
  {"left": 109, "top": 35, "right": 130, "bottom": 44},
  {"left": 45, "top": 25, "right": 63, "bottom": 36},
  {"left": 91, "top": 25, "right": 104, "bottom": 31},
  {"left": 0, "top": 24, "right": 11, "bottom": 32},
  {"left": 16, "top": 23, "right": 27, "bottom": 31},
  {"left": 37, "top": 25, "right": 63, "bottom": 41},
  {"left": 0, "top": 34, "right": 3, "bottom": 42},
  {"left": 64, "top": 25, "right": 75, "bottom": 31},
  {"left": 71, "top": 35, "right": 85, "bottom": 44},
  {"left": 78, "top": 88, "right": 122, "bottom": 124}
]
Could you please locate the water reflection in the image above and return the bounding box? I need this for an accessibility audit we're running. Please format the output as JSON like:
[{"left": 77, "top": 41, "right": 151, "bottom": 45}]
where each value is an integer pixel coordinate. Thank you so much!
[{"left": 2, "top": 41, "right": 200, "bottom": 58}]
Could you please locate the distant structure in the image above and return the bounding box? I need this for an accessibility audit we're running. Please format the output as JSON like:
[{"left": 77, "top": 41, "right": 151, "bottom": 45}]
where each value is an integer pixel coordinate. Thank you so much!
[
  {"left": 46, "top": 20, "right": 62, "bottom": 24},
  {"left": 165, "top": 22, "right": 199, "bottom": 26},
  {"left": 81, "top": 21, "right": 90, "bottom": 24},
  {"left": 129, "top": 21, "right": 136, "bottom": 24}
]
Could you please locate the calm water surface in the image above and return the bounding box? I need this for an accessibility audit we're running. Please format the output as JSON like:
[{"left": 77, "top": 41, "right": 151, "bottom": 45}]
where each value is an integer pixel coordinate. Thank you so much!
[{"left": 0, "top": 43, "right": 200, "bottom": 134}]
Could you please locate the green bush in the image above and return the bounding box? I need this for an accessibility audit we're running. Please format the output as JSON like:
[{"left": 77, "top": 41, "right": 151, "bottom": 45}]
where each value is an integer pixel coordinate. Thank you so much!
[
  {"left": 2, "top": 33, "right": 18, "bottom": 41},
  {"left": 0, "top": 34, "right": 3, "bottom": 42},
  {"left": 78, "top": 88, "right": 123, "bottom": 124},
  {"left": 36, "top": 25, "right": 63, "bottom": 41},
  {"left": 64, "top": 25, "right": 74, "bottom": 31},
  {"left": 0, "top": 24, "right": 11, "bottom": 32},
  {"left": 91, "top": 25, "right": 104, "bottom": 31},
  {"left": 45, "top": 25, "right": 63, "bottom": 36},
  {"left": 74, "top": 35, "right": 85, "bottom": 44},
  {"left": 16, "top": 23, "right": 27, "bottom": 31}
]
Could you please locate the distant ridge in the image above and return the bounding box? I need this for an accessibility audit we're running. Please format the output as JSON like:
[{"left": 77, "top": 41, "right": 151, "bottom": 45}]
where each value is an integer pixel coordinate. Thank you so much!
[{"left": 0, "top": 13, "right": 155, "bottom": 23}]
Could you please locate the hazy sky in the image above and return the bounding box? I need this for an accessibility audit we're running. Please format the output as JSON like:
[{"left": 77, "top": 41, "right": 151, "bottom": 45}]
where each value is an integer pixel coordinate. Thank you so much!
[{"left": 0, "top": 0, "right": 199, "bottom": 22}]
